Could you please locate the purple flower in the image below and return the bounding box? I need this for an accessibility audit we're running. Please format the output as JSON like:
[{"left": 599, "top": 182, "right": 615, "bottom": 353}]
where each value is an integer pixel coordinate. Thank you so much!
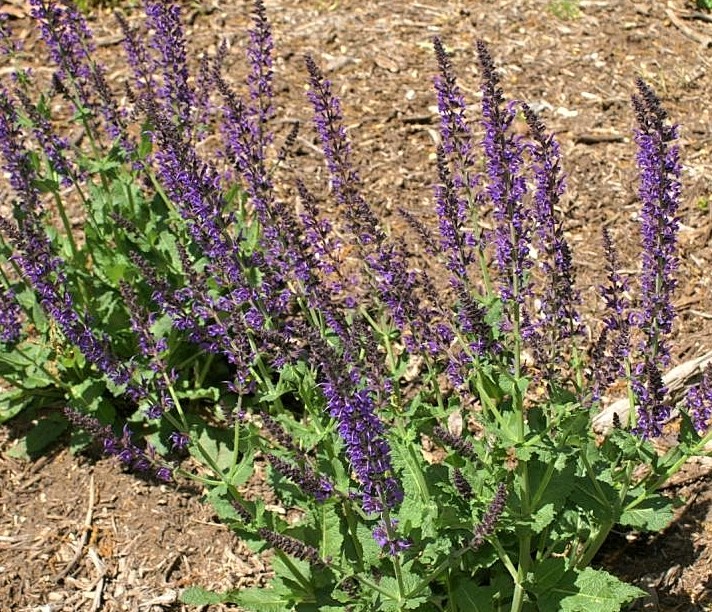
[
  {"left": 632, "top": 78, "right": 681, "bottom": 368},
  {"left": 452, "top": 468, "right": 473, "bottom": 500},
  {"left": 632, "top": 360, "right": 668, "bottom": 439},
  {"left": 685, "top": 364, "right": 712, "bottom": 435},
  {"left": 65, "top": 408, "right": 172, "bottom": 480},
  {"left": 433, "top": 37, "right": 477, "bottom": 172},
  {"left": 591, "top": 228, "right": 631, "bottom": 399},
  {"left": 144, "top": 0, "right": 194, "bottom": 128},
  {"left": 522, "top": 103, "right": 582, "bottom": 370},
  {"left": 169, "top": 430, "right": 190, "bottom": 450},
  {"left": 30, "top": 0, "right": 94, "bottom": 88},
  {"left": 0, "top": 87, "right": 139, "bottom": 399},
  {"left": 30, "top": 0, "right": 133, "bottom": 154},
  {"left": 258, "top": 528, "right": 327, "bottom": 566},
  {"left": 304, "top": 325, "right": 402, "bottom": 514},
  {"left": 305, "top": 55, "right": 429, "bottom": 350},
  {"left": 477, "top": 41, "right": 530, "bottom": 310},
  {"left": 432, "top": 425, "right": 478, "bottom": 461},
  {"left": 246, "top": 0, "right": 274, "bottom": 136},
  {"left": 629, "top": 78, "right": 681, "bottom": 437},
  {"left": 266, "top": 453, "right": 334, "bottom": 502},
  {"left": 434, "top": 145, "right": 475, "bottom": 284},
  {"left": 372, "top": 519, "right": 410, "bottom": 556},
  {"left": 470, "top": 482, "right": 507, "bottom": 550},
  {"left": 0, "top": 287, "right": 22, "bottom": 343}
]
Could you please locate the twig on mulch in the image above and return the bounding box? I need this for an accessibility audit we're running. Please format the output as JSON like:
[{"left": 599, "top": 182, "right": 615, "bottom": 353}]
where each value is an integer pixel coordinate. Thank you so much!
[
  {"left": 574, "top": 132, "right": 626, "bottom": 145},
  {"left": 666, "top": 9, "right": 712, "bottom": 47},
  {"left": 54, "top": 473, "right": 96, "bottom": 582},
  {"left": 681, "top": 12, "right": 712, "bottom": 25}
]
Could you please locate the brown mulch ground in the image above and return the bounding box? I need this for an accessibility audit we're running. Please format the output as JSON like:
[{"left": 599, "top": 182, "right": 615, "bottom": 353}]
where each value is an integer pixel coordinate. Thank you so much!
[{"left": 3, "top": 0, "right": 712, "bottom": 609}]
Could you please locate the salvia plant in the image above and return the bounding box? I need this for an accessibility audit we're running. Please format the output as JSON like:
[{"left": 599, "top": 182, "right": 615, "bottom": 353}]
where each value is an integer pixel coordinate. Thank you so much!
[{"left": 0, "top": 1, "right": 709, "bottom": 610}]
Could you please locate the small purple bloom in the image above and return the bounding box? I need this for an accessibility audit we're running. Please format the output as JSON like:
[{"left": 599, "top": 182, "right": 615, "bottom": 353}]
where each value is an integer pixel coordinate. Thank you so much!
[
  {"left": 372, "top": 519, "right": 410, "bottom": 556},
  {"left": 169, "top": 430, "right": 190, "bottom": 450}
]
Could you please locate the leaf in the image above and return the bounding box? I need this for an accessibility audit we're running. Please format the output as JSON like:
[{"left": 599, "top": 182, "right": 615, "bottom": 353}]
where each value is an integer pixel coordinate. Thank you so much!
[
  {"left": 535, "top": 567, "right": 645, "bottom": 612},
  {"left": 450, "top": 579, "right": 503, "bottom": 612},
  {"left": 231, "top": 586, "right": 294, "bottom": 611},
  {"left": 7, "top": 414, "right": 68, "bottom": 459},
  {"left": 320, "top": 504, "right": 344, "bottom": 562},
  {"left": 179, "top": 586, "right": 228, "bottom": 605},
  {"left": 620, "top": 494, "right": 674, "bottom": 531},
  {"left": 356, "top": 523, "right": 382, "bottom": 567},
  {"left": 0, "top": 389, "right": 30, "bottom": 424},
  {"left": 188, "top": 419, "right": 236, "bottom": 475},
  {"left": 527, "top": 503, "right": 556, "bottom": 534}
]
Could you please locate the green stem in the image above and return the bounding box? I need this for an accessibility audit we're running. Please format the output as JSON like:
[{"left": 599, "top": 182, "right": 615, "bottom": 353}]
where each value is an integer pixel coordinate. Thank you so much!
[
  {"left": 51, "top": 190, "right": 79, "bottom": 260},
  {"left": 382, "top": 508, "right": 406, "bottom": 603}
]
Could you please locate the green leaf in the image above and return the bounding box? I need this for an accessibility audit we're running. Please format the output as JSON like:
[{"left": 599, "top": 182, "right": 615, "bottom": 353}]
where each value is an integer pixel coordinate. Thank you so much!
[
  {"left": 188, "top": 419, "right": 236, "bottom": 475},
  {"left": 620, "top": 494, "right": 674, "bottom": 531},
  {"left": 356, "top": 522, "right": 382, "bottom": 567},
  {"left": 535, "top": 567, "right": 645, "bottom": 611},
  {"left": 7, "top": 414, "right": 68, "bottom": 459},
  {"left": 527, "top": 503, "right": 556, "bottom": 534},
  {"left": 450, "top": 578, "right": 504, "bottom": 612},
  {"left": 320, "top": 504, "right": 344, "bottom": 562},
  {"left": 231, "top": 586, "right": 294, "bottom": 611},
  {"left": 179, "top": 586, "right": 228, "bottom": 604},
  {"left": 0, "top": 389, "right": 30, "bottom": 424}
]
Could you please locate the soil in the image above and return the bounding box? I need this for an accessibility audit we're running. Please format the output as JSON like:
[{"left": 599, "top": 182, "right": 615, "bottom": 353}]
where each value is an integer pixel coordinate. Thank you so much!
[{"left": 2, "top": 0, "right": 712, "bottom": 610}]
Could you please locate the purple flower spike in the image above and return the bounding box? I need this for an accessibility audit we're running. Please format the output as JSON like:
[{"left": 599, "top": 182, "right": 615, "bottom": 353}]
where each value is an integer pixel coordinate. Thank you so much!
[
  {"left": 591, "top": 228, "right": 631, "bottom": 399},
  {"left": 470, "top": 482, "right": 507, "bottom": 550},
  {"left": 632, "top": 78, "right": 681, "bottom": 368},
  {"left": 629, "top": 78, "right": 681, "bottom": 438},
  {"left": 0, "top": 287, "right": 22, "bottom": 343},
  {"left": 258, "top": 528, "right": 328, "bottom": 566},
  {"left": 632, "top": 360, "right": 668, "bottom": 439},
  {"left": 686, "top": 364, "right": 712, "bottom": 435},
  {"left": 476, "top": 41, "right": 530, "bottom": 308},
  {"left": 144, "top": 0, "right": 194, "bottom": 128},
  {"left": 247, "top": 0, "right": 275, "bottom": 133},
  {"left": 65, "top": 408, "right": 172, "bottom": 481},
  {"left": 433, "top": 37, "right": 477, "bottom": 170},
  {"left": 522, "top": 103, "right": 581, "bottom": 369},
  {"left": 266, "top": 453, "right": 334, "bottom": 502},
  {"left": 305, "top": 55, "right": 428, "bottom": 349}
]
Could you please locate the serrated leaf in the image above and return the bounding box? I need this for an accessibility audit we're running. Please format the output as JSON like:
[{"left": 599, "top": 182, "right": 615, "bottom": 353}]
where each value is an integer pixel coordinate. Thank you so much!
[
  {"left": 528, "top": 503, "right": 556, "bottom": 533},
  {"left": 356, "top": 523, "right": 382, "bottom": 567},
  {"left": 179, "top": 586, "right": 227, "bottom": 605},
  {"left": 620, "top": 494, "right": 674, "bottom": 531},
  {"left": 229, "top": 585, "right": 294, "bottom": 610},
  {"left": 450, "top": 579, "right": 503, "bottom": 612},
  {"left": 320, "top": 504, "right": 343, "bottom": 562},
  {"left": 536, "top": 567, "right": 645, "bottom": 612},
  {"left": 188, "top": 419, "right": 236, "bottom": 475}
]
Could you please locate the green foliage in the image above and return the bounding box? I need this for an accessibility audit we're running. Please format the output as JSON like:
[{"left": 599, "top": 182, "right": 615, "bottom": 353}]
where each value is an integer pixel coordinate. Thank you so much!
[{"left": 698, "top": 0, "right": 712, "bottom": 10}]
